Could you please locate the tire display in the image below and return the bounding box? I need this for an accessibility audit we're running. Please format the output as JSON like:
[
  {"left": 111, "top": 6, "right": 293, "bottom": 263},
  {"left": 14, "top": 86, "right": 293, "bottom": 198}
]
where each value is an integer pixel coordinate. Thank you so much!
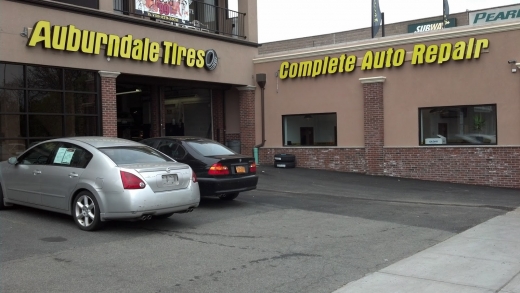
[{"left": 274, "top": 154, "right": 296, "bottom": 168}]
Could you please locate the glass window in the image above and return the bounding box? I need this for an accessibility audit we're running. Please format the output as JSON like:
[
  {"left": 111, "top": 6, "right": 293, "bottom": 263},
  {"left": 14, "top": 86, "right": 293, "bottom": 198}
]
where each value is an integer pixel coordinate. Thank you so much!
[
  {"left": 140, "top": 139, "right": 157, "bottom": 147},
  {"left": 0, "top": 139, "right": 27, "bottom": 161},
  {"left": 65, "top": 93, "right": 97, "bottom": 114},
  {"left": 0, "top": 90, "right": 25, "bottom": 112},
  {"left": 29, "top": 115, "right": 63, "bottom": 137},
  {"left": 51, "top": 142, "right": 93, "bottom": 168},
  {"left": 65, "top": 116, "right": 98, "bottom": 137},
  {"left": 27, "top": 66, "right": 62, "bottom": 90},
  {"left": 282, "top": 113, "right": 337, "bottom": 146},
  {"left": 99, "top": 146, "right": 172, "bottom": 165},
  {"left": 28, "top": 91, "right": 63, "bottom": 113},
  {"left": 420, "top": 104, "right": 497, "bottom": 145},
  {"left": 64, "top": 70, "right": 96, "bottom": 92},
  {"left": 0, "top": 63, "right": 24, "bottom": 88},
  {"left": 186, "top": 140, "right": 234, "bottom": 156},
  {"left": 157, "top": 140, "right": 186, "bottom": 159},
  {"left": 0, "top": 114, "right": 27, "bottom": 138},
  {"left": 18, "top": 142, "right": 58, "bottom": 165}
]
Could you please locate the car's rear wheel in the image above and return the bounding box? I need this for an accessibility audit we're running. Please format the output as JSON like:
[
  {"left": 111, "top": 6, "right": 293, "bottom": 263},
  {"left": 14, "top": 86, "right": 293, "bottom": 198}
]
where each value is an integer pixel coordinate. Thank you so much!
[
  {"left": 73, "top": 191, "right": 103, "bottom": 231},
  {"left": 153, "top": 212, "right": 175, "bottom": 219},
  {"left": 218, "top": 192, "right": 239, "bottom": 201}
]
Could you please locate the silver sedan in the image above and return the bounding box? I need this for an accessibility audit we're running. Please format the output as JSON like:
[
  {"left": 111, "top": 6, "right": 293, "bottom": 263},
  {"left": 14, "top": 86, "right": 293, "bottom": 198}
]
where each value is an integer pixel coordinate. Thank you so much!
[{"left": 0, "top": 137, "right": 200, "bottom": 231}]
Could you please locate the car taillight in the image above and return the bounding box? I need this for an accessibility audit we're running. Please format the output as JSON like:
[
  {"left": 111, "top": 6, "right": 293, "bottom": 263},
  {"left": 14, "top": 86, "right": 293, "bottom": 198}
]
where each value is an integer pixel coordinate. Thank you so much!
[
  {"left": 120, "top": 171, "right": 146, "bottom": 189},
  {"left": 249, "top": 163, "right": 257, "bottom": 173},
  {"left": 192, "top": 171, "right": 197, "bottom": 183},
  {"left": 208, "top": 163, "right": 229, "bottom": 175}
]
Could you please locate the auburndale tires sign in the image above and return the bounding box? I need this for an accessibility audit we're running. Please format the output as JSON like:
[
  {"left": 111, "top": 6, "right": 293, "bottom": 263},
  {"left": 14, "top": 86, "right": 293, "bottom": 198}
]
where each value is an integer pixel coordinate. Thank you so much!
[
  {"left": 26, "top": 20, "right": 218, "bottom": 71},
  {"left": 278, "top": 38, "right": 489, "bottom": 80}
]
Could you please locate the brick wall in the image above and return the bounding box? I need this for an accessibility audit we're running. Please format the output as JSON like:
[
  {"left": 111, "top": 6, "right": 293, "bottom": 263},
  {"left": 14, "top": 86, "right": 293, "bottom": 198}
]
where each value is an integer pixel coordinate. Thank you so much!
[
  {"left": 259, "top": 148, "right": 366, "bottom": 173},
  {"left": 225, "top": 133, "right": 240, "bottom": 141},
  {"left": 259, "top": 12, "right": 470, "bottom": 55},
  {"left": 212, "top": 89, "right": 225, "bottom": 144},
  {"left": 238, "top": 86, "right": 256, "bottom": 157},
  {"left": 99, "top": 71, "right": 119, "bottom": 137},
  {"left": 362, "top": 79, "right": 385, "bottom": 175},
  {"left": 384, "top": 147, "right": 520, "bottom": 189},
  {"left": 258, "top": 146, "right": 520, "bottom": 189}
]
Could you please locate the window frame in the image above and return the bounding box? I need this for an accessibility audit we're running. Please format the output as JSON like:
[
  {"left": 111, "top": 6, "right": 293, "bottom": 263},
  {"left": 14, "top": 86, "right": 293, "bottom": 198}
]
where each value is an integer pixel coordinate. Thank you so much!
[
  {"left": 418, "top": 104, "right": 498, "bottom": 146},
  {"left": 282, "top": 112, "right": 338, "bottom": 147}
]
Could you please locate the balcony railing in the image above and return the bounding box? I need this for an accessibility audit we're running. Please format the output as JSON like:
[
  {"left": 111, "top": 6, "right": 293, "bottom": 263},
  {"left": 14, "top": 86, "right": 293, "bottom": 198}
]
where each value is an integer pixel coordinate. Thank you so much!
[{"left": 113, "top": 0, "right": 246, "bottom": 39}]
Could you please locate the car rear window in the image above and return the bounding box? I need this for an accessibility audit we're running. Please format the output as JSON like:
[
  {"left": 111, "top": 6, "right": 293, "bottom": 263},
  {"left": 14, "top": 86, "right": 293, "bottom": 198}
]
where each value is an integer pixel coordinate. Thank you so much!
[
  {"left": 99, "top": 146, "right": 172, "bottom": 165},
  {"left": 186, "top": 141, "right": 235, "bottom": 156}
]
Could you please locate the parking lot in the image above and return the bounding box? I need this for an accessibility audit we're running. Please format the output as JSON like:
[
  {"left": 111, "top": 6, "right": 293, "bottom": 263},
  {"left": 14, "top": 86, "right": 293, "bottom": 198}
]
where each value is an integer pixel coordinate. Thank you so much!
[{"left": 1, "top": 166, "right": 519, "bottom": 293}]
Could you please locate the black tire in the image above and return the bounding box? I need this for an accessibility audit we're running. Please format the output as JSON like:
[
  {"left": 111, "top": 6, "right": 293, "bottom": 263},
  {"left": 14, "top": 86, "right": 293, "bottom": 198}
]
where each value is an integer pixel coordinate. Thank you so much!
[
  {"left": 218, "top": 192, "right": 239, "bottom": 201},
  {"left": 274, "top": 154, "right": 296, "bottom": 162},
  {"left": 274, "top": 161, "right": 296, "bottom": 168},
  {"left": 153, "top": 212, "right": 175, "bottom": 219},
  {"left": 72, "top": 191, "right": 103, "bottom": 231},
  {"left": 0, "top": 184, "right": 5, "bottom": 210}
]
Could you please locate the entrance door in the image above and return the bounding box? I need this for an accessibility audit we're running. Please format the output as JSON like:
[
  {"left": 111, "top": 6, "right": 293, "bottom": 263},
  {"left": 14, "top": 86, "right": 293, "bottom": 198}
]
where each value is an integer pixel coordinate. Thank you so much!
[
  {"left": 300, "top": 127, "right": 314, "bottom": 146},
  {"left": 184, "top": 103, "right": 212, "bottom": 138}
]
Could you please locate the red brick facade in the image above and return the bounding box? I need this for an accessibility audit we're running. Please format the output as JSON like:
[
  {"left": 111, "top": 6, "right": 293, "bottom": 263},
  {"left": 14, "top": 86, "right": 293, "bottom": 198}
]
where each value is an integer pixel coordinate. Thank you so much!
[
  {"left": 99, "top": 71, "right": 119, "bottom": 137},
  {"left": 212, "top": 89, "right": 225, "bottom": 144},
  {"left": 362, "top": 78, "right": 386, "bottom": 176},
  {"left": 384, "top": 147, "right": 520, "bottom": 189},
  {"left": 238, "top": 86, "right": 256, "bottom": 157}
]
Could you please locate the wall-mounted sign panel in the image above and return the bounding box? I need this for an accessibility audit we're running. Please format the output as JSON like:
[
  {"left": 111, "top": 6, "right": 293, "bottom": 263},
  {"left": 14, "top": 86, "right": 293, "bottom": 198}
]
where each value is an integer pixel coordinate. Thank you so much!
[
  {"left": 469, "top": 4, "right": 520, "bottom": 25},
  {"left": 135, "top": 0, "right": 190, "bottom": 23},
  {"left": 408, "top": 18, "right": 457, "bottom": 33}
]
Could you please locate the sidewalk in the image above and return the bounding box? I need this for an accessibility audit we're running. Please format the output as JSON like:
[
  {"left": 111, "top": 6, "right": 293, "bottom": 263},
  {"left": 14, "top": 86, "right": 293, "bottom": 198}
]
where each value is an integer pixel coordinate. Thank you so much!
[{"left": 334, "top": 207, "right": 520, "bottom": 293}]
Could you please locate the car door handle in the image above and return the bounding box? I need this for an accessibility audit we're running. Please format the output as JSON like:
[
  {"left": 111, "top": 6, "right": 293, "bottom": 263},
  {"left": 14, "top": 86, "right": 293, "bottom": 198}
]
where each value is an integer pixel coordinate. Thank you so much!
[
  {"left": 69, "top": 173, "right": 79, "bottom": 178},
  {"left": 33, "top": 170, "right": 42, "bottom": 175}
]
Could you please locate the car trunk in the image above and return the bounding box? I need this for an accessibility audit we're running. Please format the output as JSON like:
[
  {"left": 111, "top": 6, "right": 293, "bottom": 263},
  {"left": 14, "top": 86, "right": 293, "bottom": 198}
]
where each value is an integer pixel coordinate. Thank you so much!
[
  {"left": 120, "top": 163, "right": 192, "bottom": 192},
  {"left": 206, "top": 156, "right": 255, "bottom": 177}
]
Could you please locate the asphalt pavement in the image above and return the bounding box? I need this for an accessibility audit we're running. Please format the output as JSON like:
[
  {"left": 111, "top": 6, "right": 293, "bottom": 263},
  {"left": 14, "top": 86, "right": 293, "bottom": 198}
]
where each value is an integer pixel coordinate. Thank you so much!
[{"left": 258, "top": 166, "right": 520, "bottom": 293}]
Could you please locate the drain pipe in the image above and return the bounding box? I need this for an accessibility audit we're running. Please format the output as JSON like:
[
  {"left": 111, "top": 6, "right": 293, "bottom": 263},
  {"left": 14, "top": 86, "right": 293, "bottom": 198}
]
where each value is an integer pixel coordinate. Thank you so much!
[{"left": 253, "top": 73, "right": 266, "bottom": 164}]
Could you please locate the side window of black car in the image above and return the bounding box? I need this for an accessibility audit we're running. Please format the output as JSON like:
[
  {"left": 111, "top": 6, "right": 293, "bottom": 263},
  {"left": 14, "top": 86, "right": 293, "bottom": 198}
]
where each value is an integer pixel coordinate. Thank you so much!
[
  {"left": 141, "top": 139, "right": 156, "bottom": 147},
  {"left": 18, "top": 142, "right": 58, "bottom": 165},
  {"left": 170, "top": 143, "right": 187, "bottom": 160}
]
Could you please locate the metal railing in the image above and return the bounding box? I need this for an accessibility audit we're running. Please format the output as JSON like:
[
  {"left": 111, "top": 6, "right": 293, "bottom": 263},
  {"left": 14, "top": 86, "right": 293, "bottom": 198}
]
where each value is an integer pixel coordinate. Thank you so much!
[{"left": 113, "top": 0, "right": 246, "bottom": 39}]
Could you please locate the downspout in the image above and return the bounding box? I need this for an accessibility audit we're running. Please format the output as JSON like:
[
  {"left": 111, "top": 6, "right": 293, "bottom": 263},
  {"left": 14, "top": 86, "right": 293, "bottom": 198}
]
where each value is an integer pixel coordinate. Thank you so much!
[{"left": 254, "top": 73, "right": 267, "bottom": 163}]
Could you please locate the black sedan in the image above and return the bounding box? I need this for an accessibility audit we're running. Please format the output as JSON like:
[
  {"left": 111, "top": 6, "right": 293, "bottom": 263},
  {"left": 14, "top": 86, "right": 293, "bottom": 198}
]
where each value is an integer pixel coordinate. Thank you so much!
[{"left": 141, "top": 137, "right": 258, "bottom": 201}]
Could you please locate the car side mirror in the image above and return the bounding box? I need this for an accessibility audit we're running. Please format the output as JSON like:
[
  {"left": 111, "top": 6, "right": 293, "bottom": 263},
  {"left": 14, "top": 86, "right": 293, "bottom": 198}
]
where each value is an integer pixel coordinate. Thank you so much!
[{"left": 8, "top": 157, "right": 18, "bottom": 165}]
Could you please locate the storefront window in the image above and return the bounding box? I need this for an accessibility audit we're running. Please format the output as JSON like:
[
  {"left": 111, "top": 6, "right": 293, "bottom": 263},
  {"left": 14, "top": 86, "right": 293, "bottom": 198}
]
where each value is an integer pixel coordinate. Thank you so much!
[
  {"left": 283, "top": 113, "right": 337, "bottom": 146},
  {"left": 419, "top": 104, "right": 497, "bottom": 145},
  {"left": 0, "top": 62, "right": 100, "bottom": 161},
  {"left": 0, "top": 64, "right": 24, "bottom": 88}
]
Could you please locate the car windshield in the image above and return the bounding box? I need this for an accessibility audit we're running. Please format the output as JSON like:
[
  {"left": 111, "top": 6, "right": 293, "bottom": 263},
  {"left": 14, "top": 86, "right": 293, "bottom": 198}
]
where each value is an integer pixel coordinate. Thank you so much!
[
  {"left": 99, "top": 146, "right": 172, "bottom": 165},
  {"left": 186, "top": 141, "right": 235, "bottom": 156}
]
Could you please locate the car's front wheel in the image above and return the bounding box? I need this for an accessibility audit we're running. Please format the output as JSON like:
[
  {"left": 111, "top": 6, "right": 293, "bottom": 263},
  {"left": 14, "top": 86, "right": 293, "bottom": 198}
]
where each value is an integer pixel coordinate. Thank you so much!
[
  {"left": 73, "top": 191, "right": 103, "bottom": 231},
  {"left": 218, "top": 192, "right": 239, "bottom": 201}
]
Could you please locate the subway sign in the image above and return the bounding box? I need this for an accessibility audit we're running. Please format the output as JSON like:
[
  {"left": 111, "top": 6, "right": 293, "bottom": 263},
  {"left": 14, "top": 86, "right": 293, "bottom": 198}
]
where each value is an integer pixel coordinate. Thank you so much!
[
  {"left": 469, "top": 5, "right": 520, "bottom": 25},
  {"left": 278, "top": 38, "right": 489, "bottom": 79},
  {"left": 26, "top": 20, "right": 218, "bottom": 71},
  {"left": 408, "top": 18, "right": 457, "bottom": 33}
]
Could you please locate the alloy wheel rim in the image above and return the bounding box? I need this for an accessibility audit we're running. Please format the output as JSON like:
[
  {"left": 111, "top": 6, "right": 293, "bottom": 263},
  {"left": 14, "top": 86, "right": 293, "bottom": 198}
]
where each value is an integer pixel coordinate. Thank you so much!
[{"left": 75, "top": 195, "right": 95, "bottom": 227}]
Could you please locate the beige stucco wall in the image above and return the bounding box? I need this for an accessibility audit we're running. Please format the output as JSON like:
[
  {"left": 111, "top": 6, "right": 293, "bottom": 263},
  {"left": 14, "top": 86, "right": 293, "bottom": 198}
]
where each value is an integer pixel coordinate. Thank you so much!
[
  {"left": 0, "top": 1, "right": 258, "bottom": 86},
  {"left": 254, "top": 24, "right": 520, "bottom": 148}
]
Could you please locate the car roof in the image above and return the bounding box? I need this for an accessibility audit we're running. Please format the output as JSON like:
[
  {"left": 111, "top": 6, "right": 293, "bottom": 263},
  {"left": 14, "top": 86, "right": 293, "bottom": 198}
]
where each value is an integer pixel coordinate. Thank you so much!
[{"left": 66, "top": 137, "right": 144, "bottom": 148}]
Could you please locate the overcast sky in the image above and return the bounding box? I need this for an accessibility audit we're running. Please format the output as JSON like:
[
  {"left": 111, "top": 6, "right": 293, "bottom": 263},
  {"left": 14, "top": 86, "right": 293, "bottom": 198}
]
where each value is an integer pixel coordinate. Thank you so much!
[{"left": 257, "top": 0, "right": 520, "bottom": 43}]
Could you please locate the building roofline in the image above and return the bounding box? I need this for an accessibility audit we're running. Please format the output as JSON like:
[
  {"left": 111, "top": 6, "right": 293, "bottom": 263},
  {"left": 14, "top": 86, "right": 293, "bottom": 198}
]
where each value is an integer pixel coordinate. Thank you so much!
[{"left": 253, "top": 20, "right": 520, "bottom": 63}]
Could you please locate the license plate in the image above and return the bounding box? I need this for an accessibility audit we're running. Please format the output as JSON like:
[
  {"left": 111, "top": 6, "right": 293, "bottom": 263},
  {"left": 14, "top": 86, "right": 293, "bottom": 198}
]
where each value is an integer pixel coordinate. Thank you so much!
[
  {"left": 162, "top": 174, "right": 178, "bottom": 185},
  {"left": 235, "top": 166, "right": 246, "bottom": 173},
  {"left": 277, "top": 164, "right": 286, "bottom": 167}
]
